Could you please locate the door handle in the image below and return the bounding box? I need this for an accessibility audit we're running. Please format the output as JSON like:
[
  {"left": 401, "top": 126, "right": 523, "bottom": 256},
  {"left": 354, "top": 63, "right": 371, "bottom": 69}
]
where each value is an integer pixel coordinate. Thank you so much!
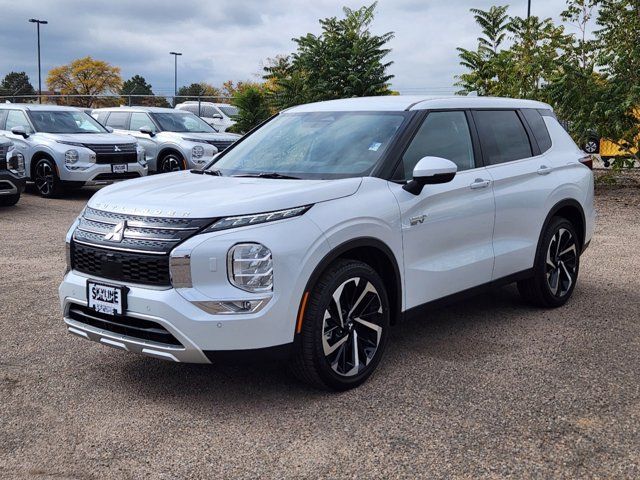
[
  {"left": 537, "top": 165, "right": 552, "bottom": 175},
  {"left": 470, "top": 178, "right": 491, "bottom": 189}
]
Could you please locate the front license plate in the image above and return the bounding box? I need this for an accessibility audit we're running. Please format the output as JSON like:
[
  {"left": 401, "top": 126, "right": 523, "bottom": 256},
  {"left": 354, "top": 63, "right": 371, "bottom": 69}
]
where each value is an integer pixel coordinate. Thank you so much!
[
  {"left": 112, "top": 164, "right": 128, "bottom": 174},
  {"left": 87, "top": 281, "right": 127, "bottom": 316}
]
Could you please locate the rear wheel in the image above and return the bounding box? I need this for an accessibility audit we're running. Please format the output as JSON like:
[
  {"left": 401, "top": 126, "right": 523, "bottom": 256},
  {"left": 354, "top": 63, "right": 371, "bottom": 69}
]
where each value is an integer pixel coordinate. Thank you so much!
[
  {"left": 518, "top": 217, "right": 580, "bottom": 308},
  {"left": 157, "top": 152, "right": 184, "bottom": 173},
  {"left": 33, "top": 158, "right": 63, "bottom": 197},
  {"left": 290, "top": 259, "right": 390, "bottom": 391}
]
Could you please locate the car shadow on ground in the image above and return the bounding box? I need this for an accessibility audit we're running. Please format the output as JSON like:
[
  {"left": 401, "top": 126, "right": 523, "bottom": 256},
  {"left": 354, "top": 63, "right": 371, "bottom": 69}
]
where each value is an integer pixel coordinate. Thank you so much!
[
  {"left": 24, "top": 184, "right": 101, "bottom": 200},
  {"left": 101, "top": 284, "right": 541, "bottom": 403}
]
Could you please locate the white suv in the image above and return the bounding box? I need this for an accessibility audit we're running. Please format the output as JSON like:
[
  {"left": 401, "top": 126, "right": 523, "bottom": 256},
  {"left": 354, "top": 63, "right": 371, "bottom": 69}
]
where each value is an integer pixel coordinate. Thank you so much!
[
  {"left": 59, "top": 96, "right": 595, "bottom": 390},
  {"left": 93, "top": 107, "right": 240, "bottom": 173},
  {"left": 175, "top": 102, "right": 238, "bottom": 132},
  {"left": 0, "top": 104, "right": 147, "bottom": 197}
]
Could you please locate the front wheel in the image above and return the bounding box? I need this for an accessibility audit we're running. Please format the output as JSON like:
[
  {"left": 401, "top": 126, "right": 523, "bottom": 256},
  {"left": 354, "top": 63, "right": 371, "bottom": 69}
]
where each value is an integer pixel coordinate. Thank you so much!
[
  {"left": 33, "top": 158, "right": 63, "bottom": 197},
  {"left": 518, "top": 217, "right": 580, "bottom": 308},
  {"left": 157, "top": 152, "right": 185, "bottom": 173},
  {"left": 290, "top": 259, "right": 390, "bottom": 391}
]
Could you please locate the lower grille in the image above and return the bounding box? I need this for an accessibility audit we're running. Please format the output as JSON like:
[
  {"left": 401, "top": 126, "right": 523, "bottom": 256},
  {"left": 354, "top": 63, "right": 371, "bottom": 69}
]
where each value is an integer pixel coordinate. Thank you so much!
[
  {"left": 93, "top": 172, "right": 142, "bottom": 181},
  {"left": 95, "top": 153, "right": 137, "bottom": 164},
  {"left": 68, "top": 304, "right": 182, "bottom": 346},
  {"left": 71, "top": 242, "right": 171, "bottom": 287}
]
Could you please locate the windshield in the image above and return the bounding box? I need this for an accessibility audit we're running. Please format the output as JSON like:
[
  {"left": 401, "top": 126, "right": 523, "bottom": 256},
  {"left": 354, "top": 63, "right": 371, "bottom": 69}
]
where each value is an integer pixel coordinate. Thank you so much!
[
  {"left": 218, "top": 105, "right": 238, "bottom": 118},
  {"left": 29, "top": 110, "right": 107, "bottom": 134},
  {"left": 211, "top": 112, "right": 407, "bottom": 179},
  {"left": 151, "top": 111, "right": 215, "bottom": 133}
]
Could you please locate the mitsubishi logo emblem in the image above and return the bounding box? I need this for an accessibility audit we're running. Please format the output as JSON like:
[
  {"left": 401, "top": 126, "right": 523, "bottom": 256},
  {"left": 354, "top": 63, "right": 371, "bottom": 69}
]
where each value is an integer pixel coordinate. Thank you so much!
[
  {"left": 104, "top": 220, "right": 126, "bottom": 242},
  {"left": 114, "top": 145, "right": 121, "bottom": 152}
]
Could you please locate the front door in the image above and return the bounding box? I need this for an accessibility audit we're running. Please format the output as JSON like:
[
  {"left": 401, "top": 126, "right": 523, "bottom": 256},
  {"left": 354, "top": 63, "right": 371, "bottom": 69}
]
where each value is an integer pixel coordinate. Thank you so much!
[{"left": 389, "top": 110, "right": 495, "bottom": 309}]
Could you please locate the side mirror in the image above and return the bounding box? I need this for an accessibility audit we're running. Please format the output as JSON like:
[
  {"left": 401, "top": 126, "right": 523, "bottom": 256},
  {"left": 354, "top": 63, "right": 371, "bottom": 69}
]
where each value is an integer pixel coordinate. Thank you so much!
[
  {"left": 105, "top": 126, "right": 114, "bottom": 133},
  {"left": 139, "top": 126, "right": 155, "bottom": 137},
  {"left": 11, "top": 126, "right": 29, "bottom": 138},
  {"left": 212, "top": 113, "right": 223, "bottom": 120},
  {"left": 403, "top": 156, "right": 457, "bottom": 195}
]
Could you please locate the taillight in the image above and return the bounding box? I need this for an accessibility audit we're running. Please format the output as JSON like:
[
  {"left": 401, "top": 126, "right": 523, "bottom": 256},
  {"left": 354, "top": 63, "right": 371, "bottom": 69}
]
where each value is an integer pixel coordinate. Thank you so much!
[{"left": 579, "top": 155, "right": 593, "bottom": 170}]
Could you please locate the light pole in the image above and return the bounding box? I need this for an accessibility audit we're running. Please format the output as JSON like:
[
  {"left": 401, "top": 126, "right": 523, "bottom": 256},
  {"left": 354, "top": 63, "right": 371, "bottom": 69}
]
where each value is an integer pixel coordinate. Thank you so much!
[
  {"left": 527, "top": 0, "right": 531, "bottom": 18},
  {"left": 169, "top": 51, "right": 182, "bottom": 106},
  {"left": 29, "top": 18, "right": 48, "bottom": 104}
]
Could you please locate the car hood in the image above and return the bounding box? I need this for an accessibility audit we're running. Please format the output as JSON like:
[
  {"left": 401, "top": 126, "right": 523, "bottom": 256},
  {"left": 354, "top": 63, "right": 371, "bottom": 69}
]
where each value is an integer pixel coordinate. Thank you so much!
[
  {"left": 88, "top": 171, "right": 362, "bottom": 218},
  {"left": 39, "top": 132, "right": 136, "bottom": 144},
  {"left": 160, "top": 131, "right": 241, "bottom": 142}
]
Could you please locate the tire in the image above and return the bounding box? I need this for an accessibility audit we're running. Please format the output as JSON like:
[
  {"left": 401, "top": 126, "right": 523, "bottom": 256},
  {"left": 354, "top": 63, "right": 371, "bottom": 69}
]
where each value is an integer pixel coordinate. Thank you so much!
[
  {"left": 0, "top": 193, "right": 20, "bottom": 206},
  {"left": 583, "top": 138, "right": 599, "bottom": 154},
  {"left": 290, "top": 259, "right": 390, "bottom": 391},
  {"left": 157, "top": 152, "right": 185, "bottom": 173},
  {"left": 517, "top": 217, "right": 580, "bottom": 308},
  {"left": 33, "top": 158, "right": 64, "bottom": 198}
]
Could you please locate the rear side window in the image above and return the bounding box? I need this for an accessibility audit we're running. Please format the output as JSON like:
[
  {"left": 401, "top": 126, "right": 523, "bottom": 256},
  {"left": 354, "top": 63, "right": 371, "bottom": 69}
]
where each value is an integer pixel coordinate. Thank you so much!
[
  {"left": 105, "top": 112, "right": 130, "bottom": 130},
  {"left": 521, "top": 108, "right": 552, "bottom": 153},
  {"left": 95, "top": 112, "right": 109, "bottom": 124},
  {"left": 474, "top": 110, "right": 532, "bottom": 165}
]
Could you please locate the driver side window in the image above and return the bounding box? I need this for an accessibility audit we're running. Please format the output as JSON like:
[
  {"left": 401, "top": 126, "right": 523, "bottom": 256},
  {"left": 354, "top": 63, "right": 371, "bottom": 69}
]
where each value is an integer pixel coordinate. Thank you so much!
[{"left": 398, "top": 111, "right": 475, "bottom": 181}]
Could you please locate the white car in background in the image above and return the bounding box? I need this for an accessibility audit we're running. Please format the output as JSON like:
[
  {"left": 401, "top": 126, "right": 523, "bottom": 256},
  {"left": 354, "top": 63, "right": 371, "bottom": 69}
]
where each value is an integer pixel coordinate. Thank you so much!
[
  {"left": 60, "top": 96, "right": 595, "bottom": 391},
  {"left": 175, "top": 102, "right": 238, "bottom": 132},
  {"left": 0, "top": 104, "right": 147, "bottom": 197},
  {"left": 93, "top": 107, "right": 240, "bottom": 173}
]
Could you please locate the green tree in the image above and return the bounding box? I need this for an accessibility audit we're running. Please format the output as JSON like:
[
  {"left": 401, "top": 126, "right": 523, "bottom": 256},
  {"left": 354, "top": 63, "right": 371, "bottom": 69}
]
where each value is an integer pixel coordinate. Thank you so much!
[
  {"left": 264, "top": 2, "right": 394, "bottom": 109},
  {"left": 228, "top": 85, "right": 271, "bottom": 134},
  {"left": 0, "top": 71, "right": 37, "bottom": 101},
  {"left": 176, "top": 82, "right": 222, "bottom": 103}
]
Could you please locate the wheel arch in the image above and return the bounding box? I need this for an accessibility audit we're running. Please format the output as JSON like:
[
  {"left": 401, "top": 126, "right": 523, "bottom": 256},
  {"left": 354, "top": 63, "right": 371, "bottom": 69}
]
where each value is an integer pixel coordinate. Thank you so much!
[
  {"left": 301, "top": 237, "right": 403, "bottom": 326},
  {"left": 156, "top": 147, "right": 186, "bottom": 170},
  {"left": 540, "top": 199, "right": 586, "bottom": 254},
  {"left": 30, "top": 151, "right": 57, "bottom": 179}
]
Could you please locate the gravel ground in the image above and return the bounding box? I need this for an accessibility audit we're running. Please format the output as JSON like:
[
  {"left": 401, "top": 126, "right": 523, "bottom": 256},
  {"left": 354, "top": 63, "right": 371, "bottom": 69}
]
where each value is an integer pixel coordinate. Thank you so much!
[{"left": 1, "top": 184, "right": 639, "bottom": 479}]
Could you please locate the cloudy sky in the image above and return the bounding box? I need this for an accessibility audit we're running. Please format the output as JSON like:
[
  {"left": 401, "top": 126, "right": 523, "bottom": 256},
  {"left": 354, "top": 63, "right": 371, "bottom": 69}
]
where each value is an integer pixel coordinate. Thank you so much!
[{"left": 0, "top": 0, "right": 588, "bottom": 96}]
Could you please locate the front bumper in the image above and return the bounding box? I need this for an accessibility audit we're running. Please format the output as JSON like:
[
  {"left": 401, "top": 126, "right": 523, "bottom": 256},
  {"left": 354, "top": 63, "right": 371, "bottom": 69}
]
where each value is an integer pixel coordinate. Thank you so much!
[
  {"left": 58, "top": 162, "right": 148, "bottom": 183},
  {"left": 0, "top": 172, "right": 26, "bottom": 195}
]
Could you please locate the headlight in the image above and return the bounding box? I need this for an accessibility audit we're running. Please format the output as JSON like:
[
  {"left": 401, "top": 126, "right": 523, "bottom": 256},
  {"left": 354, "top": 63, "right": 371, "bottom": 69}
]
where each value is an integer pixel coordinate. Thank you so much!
[
  {"left": 227, "top": 243, "right": 273, "bottom": 292},
  {"left": 65, "top": 149, "right": 79, "bottom": 165},
  {"left": 203, "top": 205, "right": 311, "bottom": 233},
  {"left": 138, "top": 147, "right": 147, "bottom": 166},
  {"left": 7, "top": 151, "right": 25, "bottom": 175},
  {"left": 182, "top": 138, "right": 209, "bottom": 144},
  {"left": 191, "top": 145, "right": 205, "bottom": 158}
]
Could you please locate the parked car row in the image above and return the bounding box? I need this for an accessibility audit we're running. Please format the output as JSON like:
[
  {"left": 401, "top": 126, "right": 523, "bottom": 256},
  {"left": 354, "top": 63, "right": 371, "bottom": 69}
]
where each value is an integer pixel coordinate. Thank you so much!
[
  {"left": 175, "top": 101, "right": 239, "bottom": 132},
  {"left": 0, "top": 104, "right": 240, "bottom": 202}
]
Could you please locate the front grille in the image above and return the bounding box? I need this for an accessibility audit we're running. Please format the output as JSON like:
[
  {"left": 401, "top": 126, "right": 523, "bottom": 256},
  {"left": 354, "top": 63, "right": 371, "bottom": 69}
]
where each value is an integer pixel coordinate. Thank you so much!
[
  {"left": 206, "top": 140, "right": 235, "bottom": 152},
  {"left": 72, "top": 242, "right": 171, "bottom": 286},
  {"left": 68, "top": 303, "right": 182, "bottom": 346},
  {"left": 71, "top": 207, "right": 213, "bottom": 286},
  {"left": 82, "top": 143, "right": 137, "bottom": 164}
]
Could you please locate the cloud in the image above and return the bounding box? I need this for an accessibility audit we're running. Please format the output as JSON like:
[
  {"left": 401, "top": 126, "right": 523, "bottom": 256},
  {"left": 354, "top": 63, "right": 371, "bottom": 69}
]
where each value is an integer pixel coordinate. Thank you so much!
[{"left": 0, "top": 0, "right": 583, "bottom": 97}]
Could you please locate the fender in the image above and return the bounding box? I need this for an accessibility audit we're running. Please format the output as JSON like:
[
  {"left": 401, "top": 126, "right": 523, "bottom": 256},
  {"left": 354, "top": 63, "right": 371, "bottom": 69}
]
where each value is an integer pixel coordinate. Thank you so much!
[
  {"left": 300, "top": 236, "right": 403, "bottom": 326},
  {"left": 536, "top": 198, "right": 586, "bottom": 256}
]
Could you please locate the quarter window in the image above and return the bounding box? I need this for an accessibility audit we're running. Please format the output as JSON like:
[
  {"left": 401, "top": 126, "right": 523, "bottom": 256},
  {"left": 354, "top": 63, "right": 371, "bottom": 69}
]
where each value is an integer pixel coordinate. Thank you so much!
[
  {"left": 399, "top": 111, "right": 475, "bottom": 180},
  {"left": 5, "top": 110, "right": 30, "bottom": 131},
  {"left": 521, "top": 108, "right": 552, "bottom": 153},
  {"left": 105, "top": 112, "right": 130, "bottom": 130},
  {"left": 474, "top": 110, "right": 532, "bottom": 165}
]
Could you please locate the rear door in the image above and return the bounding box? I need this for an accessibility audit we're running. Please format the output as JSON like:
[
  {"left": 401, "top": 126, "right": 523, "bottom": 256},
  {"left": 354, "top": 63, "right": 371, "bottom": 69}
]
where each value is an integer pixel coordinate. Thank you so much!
[
  {"left": 473, "top": 109, "right": 555, "bottom": 279},
  {"left": 389, "top": 110, "right": 495, "bottom": 308}
]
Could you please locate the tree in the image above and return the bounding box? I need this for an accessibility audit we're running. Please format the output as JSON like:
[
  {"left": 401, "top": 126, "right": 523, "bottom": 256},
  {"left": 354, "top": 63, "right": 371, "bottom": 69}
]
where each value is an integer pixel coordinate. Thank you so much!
[
  {"left": 228, "top": 85, "right": 271, "bottom": 134},
  {"left": 264, "top": 2, "right": 394, "bottom": 109},
  {"left": 176, "top": 82, "right": 222, "bottom": 103},
  {"left": 0, "top": 72, "right": 37, "bottom": 102},
  {"left": 46, "top": 56, "right": 122, "bottom": 107},
  {"left": 120, "top": 75, "right": 169, "bottom": 106}
]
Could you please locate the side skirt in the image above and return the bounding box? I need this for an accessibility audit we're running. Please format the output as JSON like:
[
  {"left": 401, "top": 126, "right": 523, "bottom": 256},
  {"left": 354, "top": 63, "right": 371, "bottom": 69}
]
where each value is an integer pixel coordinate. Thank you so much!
[{"left": 401, "top": 269, "right": 533, "bottom": 321}]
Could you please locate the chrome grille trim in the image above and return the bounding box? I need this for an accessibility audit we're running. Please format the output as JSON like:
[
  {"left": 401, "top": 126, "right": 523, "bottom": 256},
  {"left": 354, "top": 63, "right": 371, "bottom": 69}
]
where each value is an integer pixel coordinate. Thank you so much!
[{"left": 82, "top": 143, "right": 137, "bottom": 153}]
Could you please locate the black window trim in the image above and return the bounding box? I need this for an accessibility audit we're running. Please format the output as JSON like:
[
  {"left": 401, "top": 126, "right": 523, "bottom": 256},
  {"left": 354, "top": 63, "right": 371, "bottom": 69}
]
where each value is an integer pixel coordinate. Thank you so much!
[{"left": 519, "top": 108, "right": 553, "bottom": 155}]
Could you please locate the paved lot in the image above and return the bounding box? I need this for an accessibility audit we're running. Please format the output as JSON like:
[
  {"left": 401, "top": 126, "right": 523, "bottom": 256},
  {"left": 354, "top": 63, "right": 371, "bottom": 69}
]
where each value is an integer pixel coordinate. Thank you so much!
[{"left": 1, "top": 185, "right": 639, "bottom": 479}]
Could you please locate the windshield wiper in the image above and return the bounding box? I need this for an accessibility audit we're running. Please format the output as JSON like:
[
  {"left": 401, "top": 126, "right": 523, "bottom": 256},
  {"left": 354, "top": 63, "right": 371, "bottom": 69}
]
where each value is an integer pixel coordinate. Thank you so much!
[
  {"left": 190, "top": 169, "right": 223, "bottom": 176},
  {"left": 232, "top": 172, "right": 301, "bottom": 180}
]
